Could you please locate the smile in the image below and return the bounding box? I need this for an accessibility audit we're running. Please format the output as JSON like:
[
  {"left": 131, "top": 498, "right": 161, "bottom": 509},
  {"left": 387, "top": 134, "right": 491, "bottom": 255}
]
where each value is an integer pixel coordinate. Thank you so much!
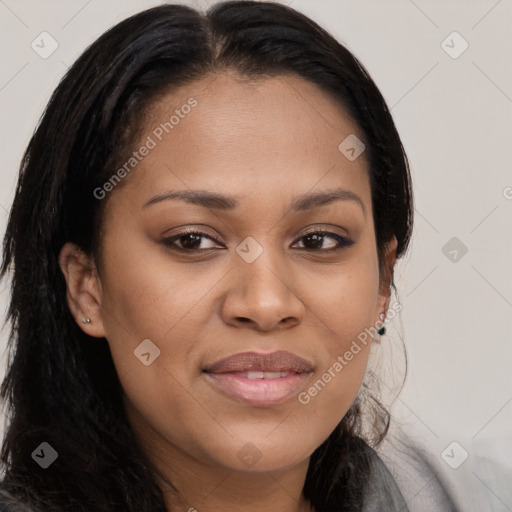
[{"left": 203, "top": 351, "right": 313, "bottom": 405}]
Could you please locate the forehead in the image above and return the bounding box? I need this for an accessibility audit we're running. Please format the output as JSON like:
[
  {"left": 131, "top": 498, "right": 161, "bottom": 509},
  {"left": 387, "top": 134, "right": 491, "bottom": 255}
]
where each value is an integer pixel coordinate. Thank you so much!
[{"left": 108, "top": 72, "right": 371, "bottom": 215}]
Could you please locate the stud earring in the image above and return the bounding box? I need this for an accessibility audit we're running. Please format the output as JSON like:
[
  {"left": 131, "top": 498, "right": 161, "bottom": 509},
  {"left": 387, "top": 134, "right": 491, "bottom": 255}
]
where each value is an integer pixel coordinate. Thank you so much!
[
  {"left": 373, "top": 325, "right": 385, "bottom": 344},
  {"left": 81, "top": 317, "right": 92, "bottom": 324}
]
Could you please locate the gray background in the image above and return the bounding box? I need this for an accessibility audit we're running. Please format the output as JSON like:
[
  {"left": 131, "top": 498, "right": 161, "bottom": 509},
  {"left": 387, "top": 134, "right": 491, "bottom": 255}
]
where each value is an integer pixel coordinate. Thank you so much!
[{"left": 1, "top": 1, "right": 511, "bottom": 511}]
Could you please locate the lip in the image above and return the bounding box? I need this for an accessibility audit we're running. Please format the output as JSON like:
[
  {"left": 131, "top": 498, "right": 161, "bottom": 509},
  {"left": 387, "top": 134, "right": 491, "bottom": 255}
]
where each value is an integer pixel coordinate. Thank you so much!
[
  {"left": 203, "top": 351, "right": 313, "bottom": 405},
  {"left": 204, "top": 350, "right": 314, "bottom": 374}
]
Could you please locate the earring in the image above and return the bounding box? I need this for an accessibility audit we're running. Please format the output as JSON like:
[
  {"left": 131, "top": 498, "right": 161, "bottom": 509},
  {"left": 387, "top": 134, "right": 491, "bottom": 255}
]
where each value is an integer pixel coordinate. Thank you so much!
[
  {"left": 81, "top": 317, "right": 92, "bottom": 324},
  {"left": 373, "top": 325, "right": 385, "bottom": 344}
]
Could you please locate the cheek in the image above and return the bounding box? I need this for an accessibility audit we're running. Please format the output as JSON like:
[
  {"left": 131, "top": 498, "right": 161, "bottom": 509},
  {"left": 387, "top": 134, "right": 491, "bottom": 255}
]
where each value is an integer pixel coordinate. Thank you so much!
[
  {"left": 297, "top": 254, "right": 378, "bottom": 422},
  {"left": 97, "top": 229, "right": 221, "bottom": 373},
  {"left": 314, "top": 256, "right": 380, "bottom": 348},
  {"left": 98, "top": 260, "right": 228, "bottom": 464},
  {"left": 119, "top": 364, "right": 242, "bottom": 475}
]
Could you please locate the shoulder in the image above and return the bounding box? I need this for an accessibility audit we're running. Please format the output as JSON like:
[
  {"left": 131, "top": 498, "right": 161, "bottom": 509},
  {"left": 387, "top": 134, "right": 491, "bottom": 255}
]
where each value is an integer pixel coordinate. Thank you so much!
[
  {"left": 372, "top": 427, "right": 461, "bottom": 512},
  {"left": 360, "top": 441, "right": 411, "bottom": 512}
]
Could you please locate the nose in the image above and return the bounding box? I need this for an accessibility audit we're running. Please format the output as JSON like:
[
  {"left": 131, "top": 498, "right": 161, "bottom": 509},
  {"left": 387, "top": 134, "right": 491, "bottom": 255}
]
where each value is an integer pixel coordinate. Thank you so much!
[{"left": 220, "top": 249, "right": 305, "bottom": 332}]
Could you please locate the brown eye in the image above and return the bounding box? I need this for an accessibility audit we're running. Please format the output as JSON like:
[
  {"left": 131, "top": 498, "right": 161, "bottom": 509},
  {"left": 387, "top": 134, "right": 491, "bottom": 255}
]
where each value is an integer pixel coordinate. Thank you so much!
[
  {"left": 293, "top": 230, "right": 354, "bottom": 252},
  {"left": 162, "top": 230, "right": 224, "bottom": 252},
  {"left": 161, "top": 228, "right": 354, "bottom": 254}
]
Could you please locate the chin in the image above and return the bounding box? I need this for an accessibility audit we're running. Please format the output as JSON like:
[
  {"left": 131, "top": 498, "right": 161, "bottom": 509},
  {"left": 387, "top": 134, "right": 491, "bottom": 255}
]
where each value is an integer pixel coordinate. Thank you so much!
[{"left": 205, "top": 433, "right": 317, "bottom": 474}]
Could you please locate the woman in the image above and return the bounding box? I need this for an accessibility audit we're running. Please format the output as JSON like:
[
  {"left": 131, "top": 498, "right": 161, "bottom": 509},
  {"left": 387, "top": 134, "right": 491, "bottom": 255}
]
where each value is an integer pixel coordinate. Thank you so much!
[{"left": 0, "top": 1, "right": 419, "bottom": 510}]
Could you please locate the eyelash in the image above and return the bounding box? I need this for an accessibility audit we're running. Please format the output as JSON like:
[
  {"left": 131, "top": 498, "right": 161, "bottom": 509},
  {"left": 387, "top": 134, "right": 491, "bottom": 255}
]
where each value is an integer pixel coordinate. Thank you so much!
[{"left": 162, "top": 228, "right": 354, "bottom": 253}]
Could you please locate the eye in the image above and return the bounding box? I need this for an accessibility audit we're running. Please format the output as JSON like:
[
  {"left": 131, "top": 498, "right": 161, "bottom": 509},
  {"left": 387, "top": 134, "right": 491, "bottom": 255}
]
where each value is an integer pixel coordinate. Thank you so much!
[
  {"left": 162, "top": 229, "right": 224, "bottom": 252},
  {"left": 292, "top": 229, "right": 354, "bottom": 252},
  {"left": 161, "top": 227, "right": 354, "bottom": 253}
]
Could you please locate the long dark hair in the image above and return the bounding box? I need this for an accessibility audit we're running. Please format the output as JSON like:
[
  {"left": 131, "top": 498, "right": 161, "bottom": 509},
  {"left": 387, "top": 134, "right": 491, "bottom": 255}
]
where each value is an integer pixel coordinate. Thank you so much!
[{"left": 0, "top": 1, "right": 413, "bottom": 510}]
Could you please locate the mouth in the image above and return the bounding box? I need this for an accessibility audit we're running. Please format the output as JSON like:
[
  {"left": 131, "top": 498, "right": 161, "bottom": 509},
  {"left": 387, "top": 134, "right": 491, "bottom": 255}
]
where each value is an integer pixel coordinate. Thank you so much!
[{"left": 202, "top": 351, "right": 313, "bottom": 405}]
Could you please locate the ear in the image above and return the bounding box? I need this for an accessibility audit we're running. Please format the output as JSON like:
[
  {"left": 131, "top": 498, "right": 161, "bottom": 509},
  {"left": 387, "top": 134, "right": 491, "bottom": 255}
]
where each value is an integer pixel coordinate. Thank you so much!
[
  {"left": 58, "top": 242, "right": 107, "bottom": 338},
  {"left": 375, "top": 235, "right": 398, "bottom": 327}
]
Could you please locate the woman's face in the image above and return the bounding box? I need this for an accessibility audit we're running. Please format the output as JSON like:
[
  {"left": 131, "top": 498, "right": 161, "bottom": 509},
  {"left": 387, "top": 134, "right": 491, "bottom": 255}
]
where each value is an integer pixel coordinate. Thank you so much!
[{"left": 67, "top": 72, "right": 396, "bottom": 474}]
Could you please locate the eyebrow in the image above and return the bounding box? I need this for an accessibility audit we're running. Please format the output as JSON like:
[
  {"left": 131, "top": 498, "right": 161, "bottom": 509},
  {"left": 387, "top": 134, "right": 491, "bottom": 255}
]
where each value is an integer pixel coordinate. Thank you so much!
[{"left": 142, "top": 187, "right": 365, "bottom": 216}]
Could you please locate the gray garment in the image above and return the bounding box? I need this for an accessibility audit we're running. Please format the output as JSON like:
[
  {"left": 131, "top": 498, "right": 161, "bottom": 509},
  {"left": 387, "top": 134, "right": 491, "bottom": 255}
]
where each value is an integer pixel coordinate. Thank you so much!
[
  {"left": 375, "top": 427, "right": 460, "bottom": 512},
  {"left": 363, "top": 444, "right": 411, "bottom": 511}
]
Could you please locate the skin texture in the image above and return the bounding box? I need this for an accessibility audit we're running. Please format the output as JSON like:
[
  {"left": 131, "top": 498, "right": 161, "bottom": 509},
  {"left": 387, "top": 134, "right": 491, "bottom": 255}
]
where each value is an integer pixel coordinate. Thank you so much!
[{"left": 59, "top": 72, "right": 397, "bottom": 512}]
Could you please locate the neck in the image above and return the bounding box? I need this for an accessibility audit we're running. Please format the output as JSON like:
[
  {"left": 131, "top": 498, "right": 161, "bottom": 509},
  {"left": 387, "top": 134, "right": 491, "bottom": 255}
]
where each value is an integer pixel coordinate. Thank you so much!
[{"left": 158, "top": 459, "right": 315, "bottom": 512}]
